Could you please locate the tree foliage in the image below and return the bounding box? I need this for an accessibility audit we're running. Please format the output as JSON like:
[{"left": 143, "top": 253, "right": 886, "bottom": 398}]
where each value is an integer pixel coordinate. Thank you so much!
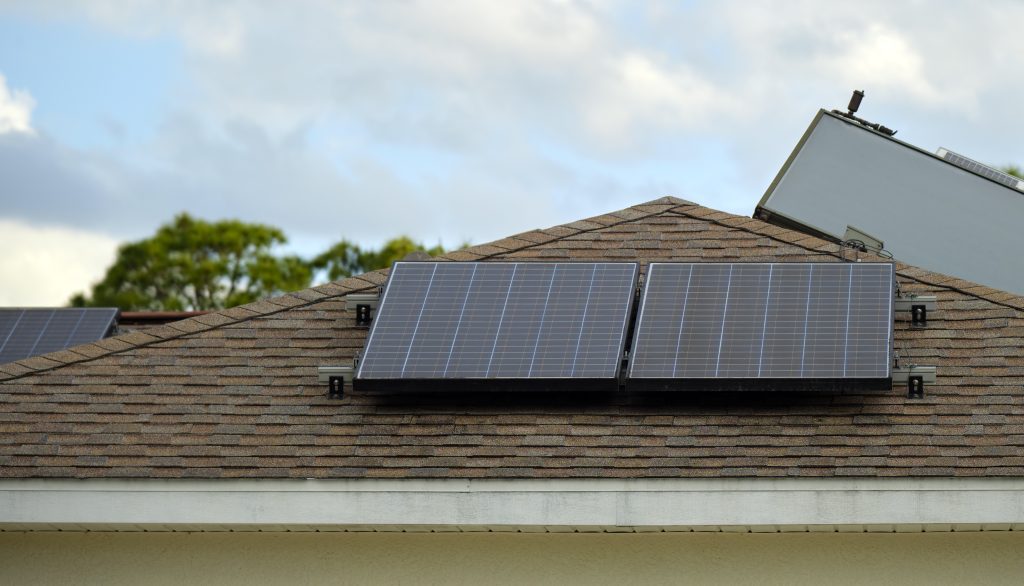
[
  {"left": 72, "top": 214, "right": 311, "bottom": 311},
  {"left": 71, "top": 214, "right": 448, "bottom": 311},
  {"left": 1002, "top": 165, "right": 1023, "bottom": 179},
  {"left": 312, "top": 236, "right": 444, "bottom": 281}
]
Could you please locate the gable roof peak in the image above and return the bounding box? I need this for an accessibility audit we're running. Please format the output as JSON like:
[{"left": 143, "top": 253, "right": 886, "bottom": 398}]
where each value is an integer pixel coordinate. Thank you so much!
[{"left": 645, "top": 195, "right": 697, "bottom": 206}]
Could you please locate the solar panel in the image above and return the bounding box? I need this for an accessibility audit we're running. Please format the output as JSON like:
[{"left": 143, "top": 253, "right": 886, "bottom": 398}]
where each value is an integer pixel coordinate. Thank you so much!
[
  {"left": 0, "top": 308, "right": 119, "bottom": 365},
  {"left": 938, "top": 148, "right": 1024, "bottom": 191},
  {"left": 356, "top": 262, "right": 639, "bottom": 391},
  {"left": 628, "top": 263, "right": 893, "bottom": 391}
]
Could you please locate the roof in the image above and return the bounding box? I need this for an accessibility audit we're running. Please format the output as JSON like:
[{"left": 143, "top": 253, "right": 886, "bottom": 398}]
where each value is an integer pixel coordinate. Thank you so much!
[{"left": 2, "top": 196, "right": 1023, "bottom": 479}]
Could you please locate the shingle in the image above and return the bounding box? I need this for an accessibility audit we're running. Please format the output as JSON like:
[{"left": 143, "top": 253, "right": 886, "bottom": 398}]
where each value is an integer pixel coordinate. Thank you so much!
[
  {"left": 541, "top": 226, "right": 579, "bottom": 238},
  {"left": 14, "top": 356, "right": 63, "bottom": 371},
  {"left": 192, "top": 312, "right": 237, "bottom": 327},
  {"left": 630, "top": 203, "right": 679, "bottom": 215},
  {"left": 234, "top": 299, "right": 287, "bottom": 315},
  {"left": 462, "top": 244, "right": 508, "bottom": 257},
  {"left": 34, "top": 349, "right": 85, "bottom": 365},
  {"left": 135, "top": 325, "right": 183, "bottom": 341},
  {"left": 264, "top": 294, "right": 308, "bottom": 309},
  {"left": 607, "top": 208, "right": 649, "bottom": 221},
  {"left": 114, "top": 331, "right": 162, "bottom": 347},
  {"left": 485, "top": 237, "right": 536, "bottom": 251},
  {"left": 577, "top": 213, "right": 620, "bottom": 227},
  {"left": 349, "top": 272, "right": 388, "bottom": 287},
  {"left": 441, "top": 249, "right": 486, "bottom": 261},
  {"left": 219, "top": 306, "right": 263, "bottom": 320},
  {"left": 564, "top": 220, "right": 605, "bottom": 231},
  {"left": 164, "top": 319, "right": 210, "bottom": 334}
]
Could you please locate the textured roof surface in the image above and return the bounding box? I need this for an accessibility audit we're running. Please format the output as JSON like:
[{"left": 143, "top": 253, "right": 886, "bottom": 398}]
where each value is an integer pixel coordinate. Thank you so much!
[{"left": 2, "top": 197, "right": 1023, "bottom": 479}]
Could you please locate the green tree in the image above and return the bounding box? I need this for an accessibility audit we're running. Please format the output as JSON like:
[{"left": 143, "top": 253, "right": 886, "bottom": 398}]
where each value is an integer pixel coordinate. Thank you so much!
[
  {"left": 1002, "top": 165, "right": 1023, "bottom": 179},
  {"left": 310, "top": 239, "right": 362, "bottom": 282},
  {"left": 70, "top": 213, "right": 312, "bottom": 310},
  {"left": 313, "top": 236, "right": 445, "bottom": 281}
]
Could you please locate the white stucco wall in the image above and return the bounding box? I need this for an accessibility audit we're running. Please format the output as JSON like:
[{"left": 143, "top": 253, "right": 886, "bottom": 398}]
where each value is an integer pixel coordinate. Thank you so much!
[{"left": 2, "top": 532, "right": 1022, "bottom": 585}]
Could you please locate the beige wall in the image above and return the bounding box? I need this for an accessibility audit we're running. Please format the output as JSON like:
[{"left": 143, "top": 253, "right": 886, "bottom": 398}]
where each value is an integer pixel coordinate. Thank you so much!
[{"left": 2, "top": 531, "right": 1023, "bottom": 585}]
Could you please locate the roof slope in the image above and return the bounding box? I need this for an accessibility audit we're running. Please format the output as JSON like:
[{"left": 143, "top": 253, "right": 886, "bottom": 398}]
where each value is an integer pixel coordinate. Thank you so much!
[{"left": 2, "top": 197, "right": 1024, "bottom": 479}]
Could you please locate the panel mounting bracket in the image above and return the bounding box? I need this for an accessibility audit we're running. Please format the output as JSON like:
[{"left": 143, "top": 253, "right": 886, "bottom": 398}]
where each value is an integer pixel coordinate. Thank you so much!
[
  {"left": 318, "top": 365, "right": 355, "bottom": 400},
  {"left": 907, "top": 375, "right": 924, "bottom": 399},
  {"left": 346, "top": 292, "right": 380, "bottom": 327},
  {"left": 892, "top": 366, "right": 935, "bottom": 398},
  {"left": 894, "top": 294, "right": 936, "bottom": 327}
]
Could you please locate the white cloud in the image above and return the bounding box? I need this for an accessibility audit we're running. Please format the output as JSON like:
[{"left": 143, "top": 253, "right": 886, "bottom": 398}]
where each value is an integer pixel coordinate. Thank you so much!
[
  {"left": 583, "top": 53, "right": 742, "bottom": 147},
  {"left": 819, "top": 24, "right": 960, "bottom": 110},
  {"left": 0, "top": 219, "right": 117, "bottom": 306},
  {"left": 0, "top": 73, "right": 35, "bottom": 135},
  {"left": 22, "top": 1, "right": 736, "bottom": 150},
  {"left": 705, "top": 2, "right": 1017, "bottom": 116}
]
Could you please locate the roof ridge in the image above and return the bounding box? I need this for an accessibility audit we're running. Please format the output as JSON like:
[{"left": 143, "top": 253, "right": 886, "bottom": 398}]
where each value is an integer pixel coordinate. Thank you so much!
[
  {"left": 0, "top": 198, "right": 682, "bottom": 383},
  {"left": 434, "top": 197, "right": 685, "bottom": 263}
]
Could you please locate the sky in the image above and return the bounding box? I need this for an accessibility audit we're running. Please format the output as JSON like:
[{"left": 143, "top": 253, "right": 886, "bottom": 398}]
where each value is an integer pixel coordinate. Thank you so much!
[{"left": 2, "top": 1, "right": 1024, "bottom": 306}]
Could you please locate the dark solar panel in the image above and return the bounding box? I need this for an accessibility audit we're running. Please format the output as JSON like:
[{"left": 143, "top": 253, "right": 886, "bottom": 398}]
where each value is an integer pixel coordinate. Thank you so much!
[
  {"left": 356, "top": 262, "right": 639, "bottom": 391},
  {"left": 628, "top": 263, "right": 893, "bottom": 391},
  {"left": 0, "top": 308, "right": 118, "bottom": 365}
]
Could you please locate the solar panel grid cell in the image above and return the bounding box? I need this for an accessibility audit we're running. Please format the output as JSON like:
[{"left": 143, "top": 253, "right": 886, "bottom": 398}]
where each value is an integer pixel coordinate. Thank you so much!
[
  {"left": 445, "top": 263, "right": 516, "bottom": 377},
  {"left": 487, "top": 263, "right": 557, "bottom": 378},
  {"left": 0, "top": 310, "right": 26, "bottom": 362},
  {"left": 67, "top": 310, "right": 118, "bottom": 346},
  {"left": 760, "top": 263, "right": 812, "bottom": 378},
  {"left": 0, "top": 310, "right": 53, "bottom": 363},
  {"left": 573, "top": 264, "right": 640, "bottom": 377},
  {"left": 32, "top": 310, "right": 83, "bottom": 356},
  {"left": 845, "top": 264, "right": 894, "bottom": 376},
  {"left": 717, "top": 264, "right": 772, "bottom": 377},
  {"left": 672, "top": 264, "right": 728, "bottom": 378},
  {"left": 803, "top": 264, "right": 851, "bottom": 378}
]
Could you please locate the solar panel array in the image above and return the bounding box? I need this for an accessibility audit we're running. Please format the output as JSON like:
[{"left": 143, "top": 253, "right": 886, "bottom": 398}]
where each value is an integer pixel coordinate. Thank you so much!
[
  {"left": 356, "top": 262, "right": 639, "bottom": 390},
  {"left": 0, "top": 308, "right": 119, "bottom": 365},
  {"left": 628, "top": 263, "right": 893, "bottom": 389}
]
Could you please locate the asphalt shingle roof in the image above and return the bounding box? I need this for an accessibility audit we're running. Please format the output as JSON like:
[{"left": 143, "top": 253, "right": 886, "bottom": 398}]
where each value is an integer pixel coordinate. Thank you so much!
[{"left": 3, "top": 196, "right": 1024, "bottom": 479}]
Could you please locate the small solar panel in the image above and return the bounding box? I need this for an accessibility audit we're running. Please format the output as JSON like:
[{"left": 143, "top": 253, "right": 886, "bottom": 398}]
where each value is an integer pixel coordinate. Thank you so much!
[
  {"left": 0, "top": 308, "right": 119, "bottom": 365},
  {"left": 628, "top": 263, "right": 893, "bottom": 391},
  {"left": 356, "top": 262, "right": 639, "bottom": 391},
  {"left": 938, "top": 148, "right": 1024, "bottom": 191}
]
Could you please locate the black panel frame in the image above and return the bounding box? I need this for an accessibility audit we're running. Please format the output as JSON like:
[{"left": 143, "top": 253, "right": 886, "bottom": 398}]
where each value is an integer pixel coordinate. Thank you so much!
[
  {"left": 354, "top": 376, "right": 621, "bottom": 393},
  {"left": 625, "top": 376, "right": 893, "bottom": 393}
]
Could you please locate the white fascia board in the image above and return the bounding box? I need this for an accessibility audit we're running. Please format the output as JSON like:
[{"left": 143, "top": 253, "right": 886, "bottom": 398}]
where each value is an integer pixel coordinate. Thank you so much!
[{"left": 3, "top": 477, "right": 1024, "bottom": 531}]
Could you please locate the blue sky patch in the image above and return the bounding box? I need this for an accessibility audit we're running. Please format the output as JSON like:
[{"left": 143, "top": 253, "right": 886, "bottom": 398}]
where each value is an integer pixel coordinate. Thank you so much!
[{"left": 0, "top": 16, "right": 184, "bottom": 149}]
